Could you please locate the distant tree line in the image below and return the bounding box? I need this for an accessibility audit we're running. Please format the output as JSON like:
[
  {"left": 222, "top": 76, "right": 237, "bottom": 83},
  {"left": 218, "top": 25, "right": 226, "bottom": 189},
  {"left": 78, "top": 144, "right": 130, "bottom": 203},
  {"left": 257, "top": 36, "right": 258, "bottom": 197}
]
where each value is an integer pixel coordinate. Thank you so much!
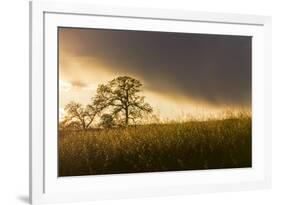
[{"left": 60, "top": 76, "right": 153, "bottom": 130}]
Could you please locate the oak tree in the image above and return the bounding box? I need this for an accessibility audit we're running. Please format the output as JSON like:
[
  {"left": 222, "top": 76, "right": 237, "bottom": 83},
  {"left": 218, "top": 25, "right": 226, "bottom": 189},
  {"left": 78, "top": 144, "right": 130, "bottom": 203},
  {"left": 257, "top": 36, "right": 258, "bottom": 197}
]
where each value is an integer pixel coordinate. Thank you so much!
[{"left": 93, "top": 76, "right": 153, "bottom": 125}]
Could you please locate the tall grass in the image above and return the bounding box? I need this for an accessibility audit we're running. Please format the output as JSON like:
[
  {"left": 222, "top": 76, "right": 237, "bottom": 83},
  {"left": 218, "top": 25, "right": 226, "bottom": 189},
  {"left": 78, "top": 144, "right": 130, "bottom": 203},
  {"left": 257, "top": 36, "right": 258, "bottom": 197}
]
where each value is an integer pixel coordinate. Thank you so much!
[{"left": 59, "top": 115, "right": 251, "bottom": 176}]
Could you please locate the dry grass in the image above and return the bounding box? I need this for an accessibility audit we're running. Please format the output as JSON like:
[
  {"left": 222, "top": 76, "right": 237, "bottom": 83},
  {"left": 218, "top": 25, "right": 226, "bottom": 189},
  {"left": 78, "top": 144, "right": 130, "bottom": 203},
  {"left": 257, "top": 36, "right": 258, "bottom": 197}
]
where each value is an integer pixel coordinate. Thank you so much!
[{"left": 59, "top": 115, "right": 251, "bottom": 176}]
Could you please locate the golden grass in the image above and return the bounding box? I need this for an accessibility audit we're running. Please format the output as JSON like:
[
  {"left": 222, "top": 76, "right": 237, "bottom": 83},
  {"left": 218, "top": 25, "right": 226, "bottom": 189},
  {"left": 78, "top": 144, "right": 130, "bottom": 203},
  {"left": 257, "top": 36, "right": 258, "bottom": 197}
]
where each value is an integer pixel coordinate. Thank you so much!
[{"left": 59, "top": 115, "right": 251, "bottom": 176}]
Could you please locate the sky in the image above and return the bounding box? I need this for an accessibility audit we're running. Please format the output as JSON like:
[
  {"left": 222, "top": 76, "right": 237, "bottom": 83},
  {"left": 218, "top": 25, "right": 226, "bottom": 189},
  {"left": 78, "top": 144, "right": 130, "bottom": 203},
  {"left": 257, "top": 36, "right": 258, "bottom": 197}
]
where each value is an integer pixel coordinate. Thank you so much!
[{"left": 58, "top": 27, "right": 252, "bottom": 121}]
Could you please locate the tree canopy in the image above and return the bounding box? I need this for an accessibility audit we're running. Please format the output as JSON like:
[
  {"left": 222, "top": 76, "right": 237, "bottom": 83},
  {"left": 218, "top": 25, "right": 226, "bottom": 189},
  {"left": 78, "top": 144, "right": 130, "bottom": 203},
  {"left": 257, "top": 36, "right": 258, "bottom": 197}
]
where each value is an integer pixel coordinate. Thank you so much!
[{"left": 92, "top": 76, "right": 153, "bottom": 125}]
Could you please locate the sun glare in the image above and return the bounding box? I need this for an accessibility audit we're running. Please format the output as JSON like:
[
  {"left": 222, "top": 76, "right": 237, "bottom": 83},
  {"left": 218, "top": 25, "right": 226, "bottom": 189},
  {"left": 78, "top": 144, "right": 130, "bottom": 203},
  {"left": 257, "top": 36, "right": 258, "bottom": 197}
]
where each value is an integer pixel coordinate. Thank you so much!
[{"left": 59, "top": 80, "right": 72, "bottom": 92}]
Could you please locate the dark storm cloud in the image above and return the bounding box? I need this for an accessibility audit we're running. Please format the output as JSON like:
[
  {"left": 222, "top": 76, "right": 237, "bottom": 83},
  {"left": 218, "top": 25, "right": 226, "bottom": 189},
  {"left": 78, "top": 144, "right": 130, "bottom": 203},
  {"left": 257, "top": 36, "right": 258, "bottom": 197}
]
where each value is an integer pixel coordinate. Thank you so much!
[{"left": 59, "top": 27, "right": 251, "bottom": 106}]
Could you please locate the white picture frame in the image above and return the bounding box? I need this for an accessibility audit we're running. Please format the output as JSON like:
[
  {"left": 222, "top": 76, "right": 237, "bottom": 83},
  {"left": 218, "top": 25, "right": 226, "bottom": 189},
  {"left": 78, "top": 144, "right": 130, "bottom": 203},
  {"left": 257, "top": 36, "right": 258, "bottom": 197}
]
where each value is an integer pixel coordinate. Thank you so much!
[{"left": 29, "top": 1, "right": 272, "bottom": 204}]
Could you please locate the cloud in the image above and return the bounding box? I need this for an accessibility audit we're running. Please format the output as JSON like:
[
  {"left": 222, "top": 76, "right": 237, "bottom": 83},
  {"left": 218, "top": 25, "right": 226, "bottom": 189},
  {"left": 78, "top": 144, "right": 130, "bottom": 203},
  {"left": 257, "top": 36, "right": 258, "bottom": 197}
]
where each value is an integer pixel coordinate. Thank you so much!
[
  {"left": 70, "top": 80, "right": 87, "bottom": 88},
  {"left": 59, "top": 28, "right": 252, "bottom": 107}
]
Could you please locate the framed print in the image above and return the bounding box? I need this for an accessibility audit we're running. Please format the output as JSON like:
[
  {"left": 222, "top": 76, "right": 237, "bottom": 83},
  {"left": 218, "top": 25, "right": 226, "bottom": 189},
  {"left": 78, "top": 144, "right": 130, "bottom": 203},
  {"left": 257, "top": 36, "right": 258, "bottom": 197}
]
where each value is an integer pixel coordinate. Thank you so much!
[{"left": 29, "top": 1, "right": 272, "bottom": 204}]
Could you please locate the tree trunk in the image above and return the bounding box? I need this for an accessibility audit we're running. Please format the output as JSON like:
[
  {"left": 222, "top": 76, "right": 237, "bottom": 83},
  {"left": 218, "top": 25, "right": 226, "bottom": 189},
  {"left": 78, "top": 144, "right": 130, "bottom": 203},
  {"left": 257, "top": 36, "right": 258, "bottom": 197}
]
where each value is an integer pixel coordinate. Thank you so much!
[
  {"left": 125, "top": 89, "right": 129, "bottom": 125},
  {"left": 82, "top": 119, "right": 86, "bottom": 130},
  {"left": 125, "top": 106, "right": 129, "bottom": 125}
]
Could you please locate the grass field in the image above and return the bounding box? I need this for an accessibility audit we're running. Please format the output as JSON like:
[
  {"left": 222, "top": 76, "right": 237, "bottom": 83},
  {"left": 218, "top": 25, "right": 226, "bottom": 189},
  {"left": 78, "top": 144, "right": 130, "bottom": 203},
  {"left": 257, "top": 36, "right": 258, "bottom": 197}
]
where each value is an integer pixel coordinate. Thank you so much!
[{"left": 59, "top": 116, "right": 251, "bottom": 176}]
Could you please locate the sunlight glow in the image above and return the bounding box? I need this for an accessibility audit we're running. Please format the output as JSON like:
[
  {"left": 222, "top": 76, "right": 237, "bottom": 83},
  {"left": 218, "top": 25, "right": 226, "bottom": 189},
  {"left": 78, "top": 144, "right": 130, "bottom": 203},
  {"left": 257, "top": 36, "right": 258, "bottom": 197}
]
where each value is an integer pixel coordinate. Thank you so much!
[
  {"left": 59, "top": 108, "right": 66, "bottom": 122},
  {"left": 59, "top": 80, "right": 72, "bottom": 92},
  {"left": 59, "top": 37, "right": 251, "bottom": 123}
]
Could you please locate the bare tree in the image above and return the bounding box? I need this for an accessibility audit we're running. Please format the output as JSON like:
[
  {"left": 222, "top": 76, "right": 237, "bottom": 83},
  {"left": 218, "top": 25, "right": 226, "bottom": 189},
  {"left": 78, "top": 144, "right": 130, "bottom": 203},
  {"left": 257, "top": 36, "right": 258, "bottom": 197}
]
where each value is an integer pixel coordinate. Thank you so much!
[
  {"left": 92, "top": 76, "right": 153, "bottom": 125},
  {"left": 63, "top": 101, "right": 98, "bottom": 130}
]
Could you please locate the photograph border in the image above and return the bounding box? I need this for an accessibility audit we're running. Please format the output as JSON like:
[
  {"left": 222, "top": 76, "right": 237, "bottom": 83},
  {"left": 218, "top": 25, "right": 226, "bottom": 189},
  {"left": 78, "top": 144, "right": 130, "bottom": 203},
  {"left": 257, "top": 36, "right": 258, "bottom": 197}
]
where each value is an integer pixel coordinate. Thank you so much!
[
  {"left": 30, "top": 1, "right": 271, "bottom": 204},
  {"left": 57, "top": 26, "right": 253, "bottom": 177}
]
